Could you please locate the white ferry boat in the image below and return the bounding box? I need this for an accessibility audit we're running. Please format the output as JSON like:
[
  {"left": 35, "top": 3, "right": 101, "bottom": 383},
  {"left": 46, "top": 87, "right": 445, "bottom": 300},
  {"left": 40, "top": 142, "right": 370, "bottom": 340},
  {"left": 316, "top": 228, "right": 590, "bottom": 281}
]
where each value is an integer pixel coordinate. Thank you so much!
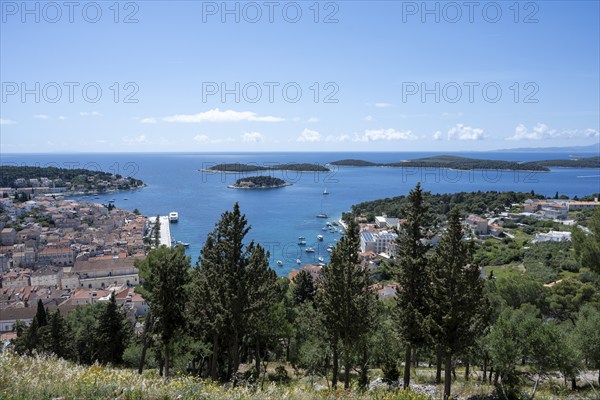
[{"left": 169, "top": 212, "right": 179, "bottom": 223}]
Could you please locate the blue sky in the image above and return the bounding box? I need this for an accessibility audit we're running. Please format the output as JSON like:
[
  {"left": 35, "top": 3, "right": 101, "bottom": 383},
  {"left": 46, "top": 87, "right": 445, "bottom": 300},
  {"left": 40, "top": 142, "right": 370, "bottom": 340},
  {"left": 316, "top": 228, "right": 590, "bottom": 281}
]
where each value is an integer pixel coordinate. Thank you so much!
[{"left": 1, "top": 0, "right": 599, "bottom": 152}]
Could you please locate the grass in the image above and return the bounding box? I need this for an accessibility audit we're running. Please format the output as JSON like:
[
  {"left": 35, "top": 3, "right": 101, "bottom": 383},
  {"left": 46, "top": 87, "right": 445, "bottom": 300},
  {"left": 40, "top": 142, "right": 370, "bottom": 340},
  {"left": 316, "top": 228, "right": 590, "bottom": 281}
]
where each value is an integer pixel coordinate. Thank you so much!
[
  {"left": 0, "top": 352, "right": 430, "bottom": 400},
  {"left": 2, "top": 352, "right": 598, "bottom": 400}
]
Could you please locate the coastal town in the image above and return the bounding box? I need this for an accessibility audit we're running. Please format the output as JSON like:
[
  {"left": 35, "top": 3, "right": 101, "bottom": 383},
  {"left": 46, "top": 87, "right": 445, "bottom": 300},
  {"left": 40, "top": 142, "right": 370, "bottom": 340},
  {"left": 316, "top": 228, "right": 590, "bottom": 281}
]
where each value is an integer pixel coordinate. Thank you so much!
[{"left": 0, "top": 175, "right": 154, "bottom": 341}]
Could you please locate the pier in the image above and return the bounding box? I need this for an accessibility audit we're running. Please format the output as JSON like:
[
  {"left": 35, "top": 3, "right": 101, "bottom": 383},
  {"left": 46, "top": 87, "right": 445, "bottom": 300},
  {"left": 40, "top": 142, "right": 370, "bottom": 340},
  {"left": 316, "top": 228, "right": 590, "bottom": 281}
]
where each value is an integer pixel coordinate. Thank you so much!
[{"left": 148, "top": 215, "right": 172, "bottom": 248}]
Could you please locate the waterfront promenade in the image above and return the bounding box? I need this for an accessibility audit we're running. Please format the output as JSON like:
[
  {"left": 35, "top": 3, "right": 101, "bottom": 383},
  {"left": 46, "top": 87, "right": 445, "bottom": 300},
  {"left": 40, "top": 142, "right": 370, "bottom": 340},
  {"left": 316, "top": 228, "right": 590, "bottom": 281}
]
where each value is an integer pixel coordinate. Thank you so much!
[{"left": 148, "top": 216, "right": 172, "bottom": 247}]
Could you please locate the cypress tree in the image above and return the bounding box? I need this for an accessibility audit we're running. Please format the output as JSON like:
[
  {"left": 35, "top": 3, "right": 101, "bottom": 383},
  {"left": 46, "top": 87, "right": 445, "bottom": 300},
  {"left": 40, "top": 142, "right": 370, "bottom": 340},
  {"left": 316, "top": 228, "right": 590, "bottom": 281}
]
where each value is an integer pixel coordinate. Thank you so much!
[
  {"left": 96, "top": 292, "right": 130, "bottom": 364},
  {"left": 189, "top": 202, "right": 252, "bottom": 381},
  {"left": 318, "top": 219, "right": 376, "bottom": 388},
  {"left": 393, "top": 182, "right": 431, "bottom": 389},
  {"left": 245, "top": 244, "right": 278, "bottom": 376},
  {"left": 48, "top": 310, "right": 69, "bottom": 358},
  {"left": 35, "top": 299, "right": 48, "bottom": 327},
  {"left": 428, "top": 208, "right": 489, "bottom": 398},
  {"left": 137, "top": 246, "right": 190, "bottom": 377},
  {"left": 292, "top": 270, "right": 316, "bottom": 306}
]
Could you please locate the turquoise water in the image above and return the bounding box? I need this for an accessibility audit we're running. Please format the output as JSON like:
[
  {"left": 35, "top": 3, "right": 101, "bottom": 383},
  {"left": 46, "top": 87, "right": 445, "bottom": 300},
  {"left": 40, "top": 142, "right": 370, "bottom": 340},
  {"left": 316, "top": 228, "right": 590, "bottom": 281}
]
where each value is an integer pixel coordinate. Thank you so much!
[{"left": 2, "top": 152, "right": 599, "bottom": 275}]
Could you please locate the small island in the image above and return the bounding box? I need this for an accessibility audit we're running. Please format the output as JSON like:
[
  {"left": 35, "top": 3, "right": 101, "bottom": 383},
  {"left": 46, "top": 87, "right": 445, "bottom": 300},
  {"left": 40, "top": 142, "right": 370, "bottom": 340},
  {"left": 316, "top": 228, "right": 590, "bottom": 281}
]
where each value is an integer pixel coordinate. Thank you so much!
[
  {"left": 227, "top": 176, "right": 291, "bottom": 189},
  {"left": 201, "top": 163, "right": 329, "bottom": 173}
]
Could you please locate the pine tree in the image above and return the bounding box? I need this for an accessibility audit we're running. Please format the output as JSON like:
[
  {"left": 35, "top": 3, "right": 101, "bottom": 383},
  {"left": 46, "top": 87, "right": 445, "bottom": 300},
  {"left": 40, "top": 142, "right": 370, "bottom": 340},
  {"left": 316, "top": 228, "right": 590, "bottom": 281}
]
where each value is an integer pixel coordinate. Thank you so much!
[
  {"left": 428, "top": 208, "right": 489, "bottom": 398},
  {"left": 292, "top": 270, "right": 316, "bottom": 306},
  {"left": 137, "top": 246, "right": 190, "bottom": 377},
  {"left": 393, "top": 182, "right": 431, "bottom": 388},
  {"left": 96, "top": 292, "right": 130, "bottom": 364},
  {"left": 318, "top": 219, "right": 376, "bottom": 388}
]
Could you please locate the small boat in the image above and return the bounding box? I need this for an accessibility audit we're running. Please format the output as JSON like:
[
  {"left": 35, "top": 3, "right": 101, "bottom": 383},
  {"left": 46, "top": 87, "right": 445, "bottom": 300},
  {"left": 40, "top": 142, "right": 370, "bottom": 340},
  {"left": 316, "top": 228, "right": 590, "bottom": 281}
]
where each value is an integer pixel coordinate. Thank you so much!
[
  {"left": 123, "top": 198, "right": 128, "bottom": 200},
  {"left": 327, "top": 248, "right": 332, "bottom": 253},
  {"left": 298, "top": 236, "right": 305, "bottom": 240},
  {"left": 326, "top": 222, "right": 331, "bottom": 226},
  {"left": 322, "top": 227, "right": 327, "bottom": 231},
  {"left": 175, "top": 241, "right": 190, "bottom": 247},
  {"left": 277, "top": 260, "right": 283, "bottom": 266},
  {"left": 298, "top": 240, "right": 307, "bottom": 246},
  {"left": 109, "top": 199, "right": 116, "bottom": 203},
  {"left": 305, "top": 247, "right": 315, "bottom": 253},
  {"left": 169, "top": 212, "right": 179, "bottom": 223},
  {"left": 317, "top": 235, "right": 323, "bottom": 241},
  {"left": 318, "top": 257, "right": 325, "bottom": 263},
  {"left": 323, "top": 189, "right": 329, "bottom": 195},
  {"left": 296, "top": 259, "right": 302, "bottom": 264},
  {"left": 316, "top": 213, "right": 328, "bottom": 218}
]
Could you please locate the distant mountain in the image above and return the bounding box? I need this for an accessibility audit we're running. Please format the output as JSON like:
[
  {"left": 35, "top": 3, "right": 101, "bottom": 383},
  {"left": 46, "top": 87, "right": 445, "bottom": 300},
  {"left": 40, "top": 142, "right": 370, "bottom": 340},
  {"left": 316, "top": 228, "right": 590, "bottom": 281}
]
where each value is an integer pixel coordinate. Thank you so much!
[{"left": 495, "top": 143, "right": 600, "bottom": 153}]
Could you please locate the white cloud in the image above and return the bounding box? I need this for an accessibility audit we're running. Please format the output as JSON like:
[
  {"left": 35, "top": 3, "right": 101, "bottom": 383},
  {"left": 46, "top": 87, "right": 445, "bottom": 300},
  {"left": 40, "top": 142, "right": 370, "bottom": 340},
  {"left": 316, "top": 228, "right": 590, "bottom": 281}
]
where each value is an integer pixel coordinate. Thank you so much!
[
  {"left": 374, "top": 102, "right": 393, "bottom": 108},
  {"left": 162, "top": 108, "right": 284, "bottom": 123},
  {"left": 433, "top": 131, "right": 443, "bottom": 140},
  {"left": 296, "top": 129, "right": 322, "bottom": 142},
  {"left": 58, "top": 116, "right": 66, "bottom": 120},
  {"left": 507, "top": 123, "right": 599, "bottom": 140},
  {"left": 441, "top": 112, "right": 464, "bottom": 117},
  {"left": 122, "top": 134, "right": 147, "bottom": 144},
  {"left": 362, "top": 128, "right": 417, "bottom": 141},
  {"left": 80, "top": 111, "right": 102, "bottom": 116},
  {"left": 364, "top": 115, "right": 373, "bottom": 122},
  {"left": 291, "top": 117, "right": 301, "bottom": 122},
  {"left": 325, "top": 134, "right": 352, "bottom": 142},
  {"left": 140, "top": 117, "right": 157, "bottom": 124},
  {"left": 33, "top": 114, "right": 49, "bottom": 120},
  {"left": 307, "top": 117, "right": 319, "bottom": 123},
  {"left": 447, "top": 124, "right": 484, "bottom": 140},
  {"left": 242, "top": 131, "right": 264, "bottom": 142},
  {"left": 193, "top": 134, "right": 210, "bottom": 143},
  {"left": 0, "top": 119, "right": 17, "bottom": 125}
]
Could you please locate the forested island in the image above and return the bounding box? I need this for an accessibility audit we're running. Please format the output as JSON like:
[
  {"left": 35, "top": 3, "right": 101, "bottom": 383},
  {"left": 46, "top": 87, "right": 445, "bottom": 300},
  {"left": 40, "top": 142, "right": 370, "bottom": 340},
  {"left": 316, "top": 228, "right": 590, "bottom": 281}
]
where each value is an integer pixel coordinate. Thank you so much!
[
  {"left": 536, "top": 156, "right": 600, "bottom": 168},
  {"left": 330, "top": 155, "right": 600, "bottom": 171},
  {"left": 228, "top": 175, "right": 290, "bottom": 189},
  {"left": 0, "top": 166, "right": 144, "bottom": 193},
  {"left": 202, "top": 163, "right": 329, "bottom": 173}
]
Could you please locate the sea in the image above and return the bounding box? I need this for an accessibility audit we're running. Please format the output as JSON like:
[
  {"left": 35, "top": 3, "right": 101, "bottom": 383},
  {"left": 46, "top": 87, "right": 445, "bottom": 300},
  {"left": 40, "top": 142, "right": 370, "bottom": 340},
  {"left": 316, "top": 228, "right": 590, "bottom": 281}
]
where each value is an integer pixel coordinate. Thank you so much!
[{"left": 2, "top": 151, "right": 599, "bottom": 276}]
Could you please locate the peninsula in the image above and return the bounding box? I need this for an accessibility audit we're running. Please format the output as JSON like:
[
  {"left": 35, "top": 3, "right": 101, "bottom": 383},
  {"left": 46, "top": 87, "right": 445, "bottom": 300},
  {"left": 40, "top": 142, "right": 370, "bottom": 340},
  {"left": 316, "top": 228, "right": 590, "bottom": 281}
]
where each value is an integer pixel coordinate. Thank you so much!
[
  {"left": 227, "top": 175, "right": 290, "bottom": 189},
  {"left": 0, "top": 166, "right": 144, "bottom": 195}
]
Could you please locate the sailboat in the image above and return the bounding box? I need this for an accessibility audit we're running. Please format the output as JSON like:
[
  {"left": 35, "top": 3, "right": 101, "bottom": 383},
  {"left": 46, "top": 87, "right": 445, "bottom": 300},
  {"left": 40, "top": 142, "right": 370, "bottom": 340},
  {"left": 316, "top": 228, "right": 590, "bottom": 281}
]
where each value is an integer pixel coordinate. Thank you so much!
[{"left": 323, "top": 188, "right": 329, "bottom": 195}]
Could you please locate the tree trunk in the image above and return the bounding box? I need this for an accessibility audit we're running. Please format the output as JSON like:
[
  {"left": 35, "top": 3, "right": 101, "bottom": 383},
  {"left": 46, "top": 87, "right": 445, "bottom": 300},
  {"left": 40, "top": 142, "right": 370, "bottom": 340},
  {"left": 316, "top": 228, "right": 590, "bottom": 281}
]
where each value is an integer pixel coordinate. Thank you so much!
[
  {"left": 210, "top": 334, "right": 219, "bottom": 380},
  {"left": 158, "top": 351, "right": 164, "bottom": 377},
  {"left": 444, "top": 352, "right": 452, "bottom": 399},
  {"left": 332, "top": 341, "right": 339, "bottom": 388},
  {"left": 435, "top": 350, "right": 442, "bottom": 384},
  {"left": 494, "top": 371, "right": 500, "bottom": 385},
  {"left": 138, "top": 312, "right": 153, "bottom": 374},
  {"left": 465, "top": 359, "right": 470, "bottom": 381},
  {"left": 344, "top": 337, "right": 351, "bottom": 389},
  {"left": 254, "top": 340, "right": 261, "bottom": 377},
  {"left": 232, "top": 333, "right": 240, "bottom": 385},
  {"left": 482, "top": 355, "right": 487, "bottom": 382},
  {"left": 403, "top": 345, "right": 412, "bottom": 389},
  {"left": 529, "top": 373, "right": 541, "bottom": 400},
  {"left": 571, "top": 377, "right": 576, "bottom": 391},
  {"left": 164, "top": 342, "right": 170, "bottom": 378}
]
